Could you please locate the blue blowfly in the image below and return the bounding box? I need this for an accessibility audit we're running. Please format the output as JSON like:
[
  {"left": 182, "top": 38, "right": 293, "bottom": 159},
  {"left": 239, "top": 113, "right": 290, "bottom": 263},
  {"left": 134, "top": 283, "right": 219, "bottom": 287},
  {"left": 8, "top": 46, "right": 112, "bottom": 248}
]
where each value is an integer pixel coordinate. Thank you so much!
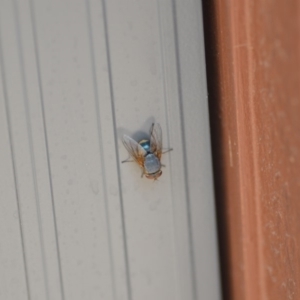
[{"left": 122, "top": 123, "right": 172, "bottom": 180}]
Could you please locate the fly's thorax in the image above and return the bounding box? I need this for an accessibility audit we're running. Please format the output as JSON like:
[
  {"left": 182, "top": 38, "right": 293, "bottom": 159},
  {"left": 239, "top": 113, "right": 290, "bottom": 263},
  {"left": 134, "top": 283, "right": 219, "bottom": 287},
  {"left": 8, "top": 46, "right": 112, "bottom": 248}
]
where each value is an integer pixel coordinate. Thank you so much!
[
  {"left": 144, "top": 153, "right": 161, "bottom": 175},
  {"left": 139, "top": 139, "right": 151, "bottom": 153}
]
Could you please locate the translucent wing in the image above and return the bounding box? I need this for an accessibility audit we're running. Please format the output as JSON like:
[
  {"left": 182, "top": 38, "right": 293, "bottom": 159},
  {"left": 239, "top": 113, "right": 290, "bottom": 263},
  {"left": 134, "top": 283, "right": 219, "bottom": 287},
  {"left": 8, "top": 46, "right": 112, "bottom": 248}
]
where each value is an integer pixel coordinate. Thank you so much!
[
  {"left": 122, "top": 135, "right": 147, "bottom": 167},
  {"left": 150, "top": 123, "right": 163, "bottom": 159}
]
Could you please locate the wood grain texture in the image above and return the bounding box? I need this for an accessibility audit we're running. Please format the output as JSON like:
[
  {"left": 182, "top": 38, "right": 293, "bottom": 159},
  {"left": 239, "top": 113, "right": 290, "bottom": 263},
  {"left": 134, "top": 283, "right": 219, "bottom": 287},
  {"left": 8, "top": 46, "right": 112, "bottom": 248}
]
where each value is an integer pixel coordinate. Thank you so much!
[{"left": 203, "top": 0, "right": 300, "bottom": 299}]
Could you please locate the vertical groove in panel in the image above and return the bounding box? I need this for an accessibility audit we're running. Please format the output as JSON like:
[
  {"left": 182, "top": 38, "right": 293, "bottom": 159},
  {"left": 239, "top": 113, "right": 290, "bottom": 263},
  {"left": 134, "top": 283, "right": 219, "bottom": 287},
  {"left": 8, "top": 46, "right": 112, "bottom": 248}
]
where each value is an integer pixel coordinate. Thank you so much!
[
  {"left": 101, "top": 1, "right": 132, "bottom": 299},
  {"left": 156, "top": 1, "right": 179, "bottom": 299},
  {"left": 28, "top": 1, "right": 65, "bottom": 299},
  {"left": 156, "top": 2, "right": 172, "bottom": 151},
  {"left": 85, "top": 1, "right": 116, "bottom": 299},
  {"left": 0, "top": 24, "right": 31, "bottom": 300},
  {"left": 12, "top": 1, "right": 49, "bottom": 298},
  {"left": 171, "top": 1, "right": 198, "bottom": 299}
]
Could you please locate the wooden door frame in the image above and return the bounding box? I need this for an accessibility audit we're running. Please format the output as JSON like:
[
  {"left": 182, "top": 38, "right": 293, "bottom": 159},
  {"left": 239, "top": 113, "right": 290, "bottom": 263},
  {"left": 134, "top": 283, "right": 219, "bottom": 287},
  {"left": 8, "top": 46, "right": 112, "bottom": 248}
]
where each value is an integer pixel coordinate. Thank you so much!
[{"left": 202, "top": 0, "right": 300, "bottom": 299}]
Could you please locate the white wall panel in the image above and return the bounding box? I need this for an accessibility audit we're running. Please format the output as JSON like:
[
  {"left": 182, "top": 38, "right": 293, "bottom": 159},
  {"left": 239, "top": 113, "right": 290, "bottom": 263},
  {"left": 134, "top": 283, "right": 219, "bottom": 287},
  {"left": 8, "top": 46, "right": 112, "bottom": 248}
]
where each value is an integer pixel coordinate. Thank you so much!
[
  {"left": 0, "top": 28, "right": 29, "bottom": 300},
  {"left": 0, "top": 0, "right": 221, "bottom": 299}
]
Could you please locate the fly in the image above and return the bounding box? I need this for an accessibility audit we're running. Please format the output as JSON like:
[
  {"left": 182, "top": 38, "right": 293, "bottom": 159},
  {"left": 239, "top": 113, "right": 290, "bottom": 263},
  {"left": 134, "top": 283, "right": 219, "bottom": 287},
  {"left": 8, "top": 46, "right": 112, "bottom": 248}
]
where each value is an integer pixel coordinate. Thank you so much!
[{"left": 122, "top": 123, "right": 172, "bottom": 180}]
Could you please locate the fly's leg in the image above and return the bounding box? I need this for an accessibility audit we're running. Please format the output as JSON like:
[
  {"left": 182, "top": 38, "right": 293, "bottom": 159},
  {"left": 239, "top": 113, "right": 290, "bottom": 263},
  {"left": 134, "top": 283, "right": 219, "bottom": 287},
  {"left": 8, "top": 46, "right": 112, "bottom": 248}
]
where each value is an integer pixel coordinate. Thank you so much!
[
  {"left": 141, "top": 170, "right": 145, "bottom": 178},
  {"left": 162, "top": 148, "right": 173, "bottom": 154},
  {"left": 161, "top": 164, "right": 166, "bottom": 167},
  {"left": 122, "top": 157, "right": 134, "bottom": 163}
]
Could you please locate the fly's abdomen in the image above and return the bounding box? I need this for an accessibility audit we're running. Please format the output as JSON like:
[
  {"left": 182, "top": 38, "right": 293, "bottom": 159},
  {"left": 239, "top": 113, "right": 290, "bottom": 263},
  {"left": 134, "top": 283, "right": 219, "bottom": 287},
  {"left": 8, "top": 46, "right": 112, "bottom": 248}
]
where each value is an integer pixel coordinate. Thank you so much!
[{"left": 144, "top": 154, "right": 161, "bottom": 174}]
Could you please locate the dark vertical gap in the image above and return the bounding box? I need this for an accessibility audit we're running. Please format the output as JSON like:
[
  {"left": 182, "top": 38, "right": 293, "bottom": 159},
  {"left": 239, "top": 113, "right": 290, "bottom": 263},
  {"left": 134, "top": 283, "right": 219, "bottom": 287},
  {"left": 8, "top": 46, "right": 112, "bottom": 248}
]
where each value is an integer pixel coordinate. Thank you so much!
[{"left": 202, "top": 1, "right": 230, "bottom": 300}]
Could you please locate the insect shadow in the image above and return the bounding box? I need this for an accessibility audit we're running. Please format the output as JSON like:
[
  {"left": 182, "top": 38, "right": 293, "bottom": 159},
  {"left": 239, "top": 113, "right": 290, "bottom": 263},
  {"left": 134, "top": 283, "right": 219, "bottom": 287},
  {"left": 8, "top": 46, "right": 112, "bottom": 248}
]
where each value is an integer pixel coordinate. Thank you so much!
[{"left": 117, "top": 116, "right": 155, "bottom": 144}]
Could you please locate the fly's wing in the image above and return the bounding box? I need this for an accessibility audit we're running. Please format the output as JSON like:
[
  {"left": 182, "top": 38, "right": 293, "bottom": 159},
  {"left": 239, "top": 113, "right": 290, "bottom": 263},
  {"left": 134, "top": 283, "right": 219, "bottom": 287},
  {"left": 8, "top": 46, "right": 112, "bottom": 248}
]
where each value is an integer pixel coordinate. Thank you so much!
[
  {"left": 150, "top": 123, "right": 163, "bottom": 159},
  {"left": 122, "top": 135, "right": 147, "bottom": 167}
]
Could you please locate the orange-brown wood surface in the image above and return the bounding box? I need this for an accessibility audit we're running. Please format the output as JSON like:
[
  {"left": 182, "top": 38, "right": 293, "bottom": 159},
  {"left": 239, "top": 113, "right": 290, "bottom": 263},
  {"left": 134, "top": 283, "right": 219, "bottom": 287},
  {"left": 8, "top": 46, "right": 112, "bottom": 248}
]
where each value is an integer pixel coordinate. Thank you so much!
[{"left": 203, "top": 0, "right": 300, "bottom": 299}]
